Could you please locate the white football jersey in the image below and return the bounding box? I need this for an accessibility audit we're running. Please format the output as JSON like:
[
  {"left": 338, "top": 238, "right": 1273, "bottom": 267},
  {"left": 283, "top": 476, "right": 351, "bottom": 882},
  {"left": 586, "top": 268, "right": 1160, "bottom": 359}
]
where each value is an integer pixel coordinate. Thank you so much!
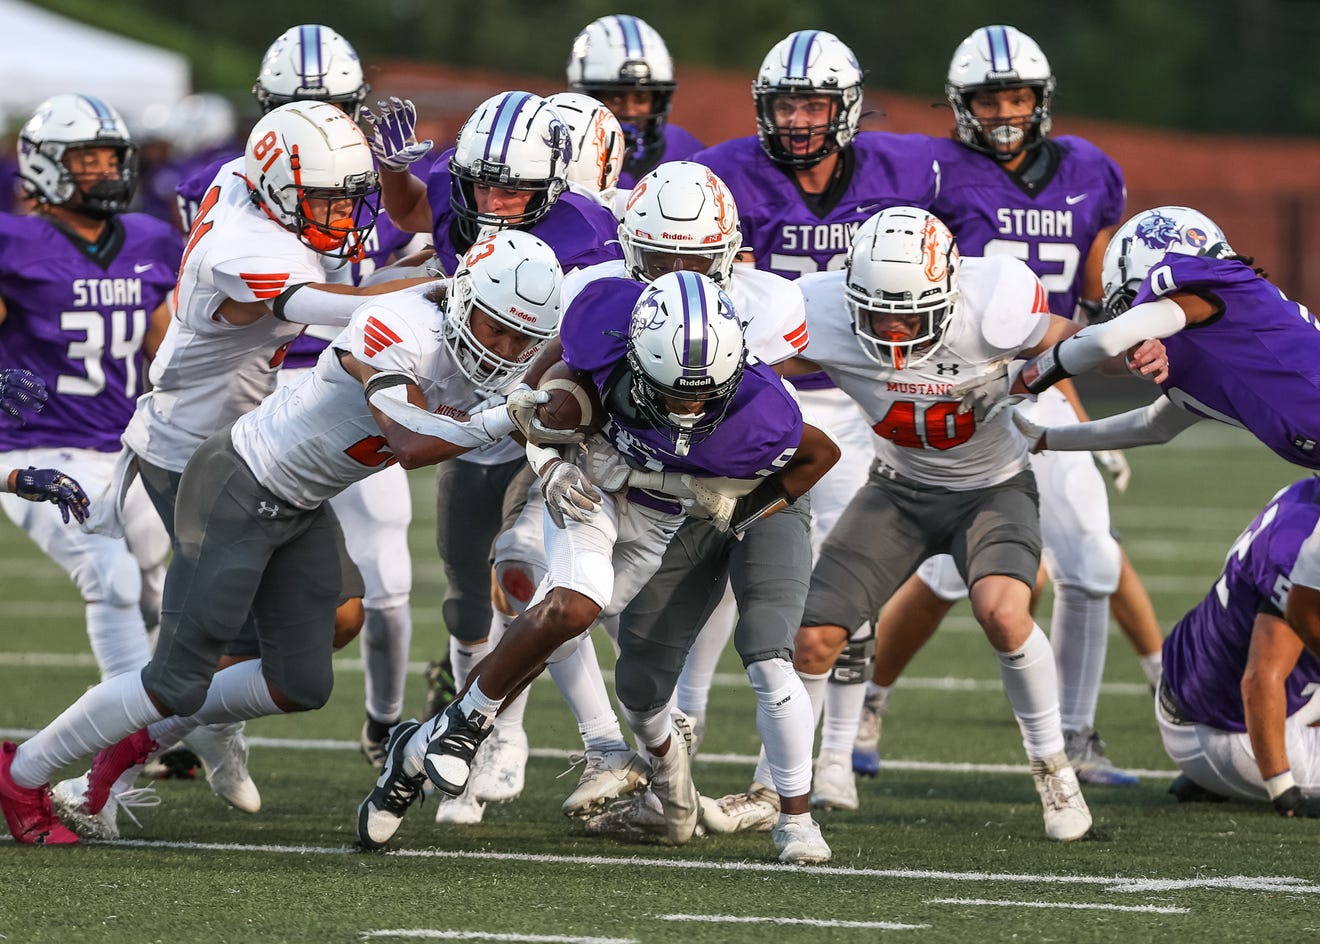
[
  {"left": 561, "top": 260, "right": 808, "bottom": 366},
  {"left": 122, "top": 158, "right": 334, "bottom": 472},
  {"left": 232, "top": 286, "right": 511, "bottom": 508},
  {"left": 799, "top": 255, "right": 1050, "bottom": 490}
]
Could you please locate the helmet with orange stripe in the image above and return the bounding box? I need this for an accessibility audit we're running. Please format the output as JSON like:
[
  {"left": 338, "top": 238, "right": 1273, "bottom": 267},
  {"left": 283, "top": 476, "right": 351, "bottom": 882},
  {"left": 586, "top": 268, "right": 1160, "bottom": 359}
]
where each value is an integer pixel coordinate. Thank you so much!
[{"left": 243, "top": 101, "right": 380, "bottom": 261}]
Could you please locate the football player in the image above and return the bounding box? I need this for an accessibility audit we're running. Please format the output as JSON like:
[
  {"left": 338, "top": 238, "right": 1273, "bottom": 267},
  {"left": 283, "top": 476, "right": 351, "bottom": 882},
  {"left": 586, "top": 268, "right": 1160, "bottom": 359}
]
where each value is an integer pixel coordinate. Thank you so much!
[
  {"left": 785, "top": 207, "right": 1164, "bottom": 840},
  {"left": 565, "top": 15, "right": 704, "bottom": 186},
  {"left": 1010, "top": 206, "right": 1316, "bottom": 469},
  {"left": 848, "top": 25, "right": 1157, "bottom": 795},
  {"left": 359, "top": 271, "right": 838, "bottom": 864},
  {"left": 690, "top": 30, "right": 942, "bottom": 816},
  {"left": 0, "top": 95, "right": 179, "bottom": 693},
  {"left": 174, "top": 27, "right": 428, "bottom": 767},
  {"left": 1157, "top": 478, "right": 1320, "bottom": 816},
  {"left": 0, "top": 231, "right": 561, "bottom": 846}
]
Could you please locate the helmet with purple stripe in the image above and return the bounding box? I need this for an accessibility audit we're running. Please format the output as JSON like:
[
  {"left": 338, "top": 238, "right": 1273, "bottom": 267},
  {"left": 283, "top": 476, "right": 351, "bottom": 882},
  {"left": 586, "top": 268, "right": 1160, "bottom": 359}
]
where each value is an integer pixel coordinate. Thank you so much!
[
  {"left": 946, "top": 25, "right": 1054, "bottom": 161},
  {"left": 626, "top": 270, "right": 746, "bottom": 454},
  {"left": 254, "top": 25, "right": 369, "bottom": 119},
  {"left": 567, "top": 15, "right": 676, "bottom": 157},
  {"left": 753, "top": 30, "right": 865, "bottom": 169},
  {"left": 18, "top": 93, "right": 137, "bottom": 217}
]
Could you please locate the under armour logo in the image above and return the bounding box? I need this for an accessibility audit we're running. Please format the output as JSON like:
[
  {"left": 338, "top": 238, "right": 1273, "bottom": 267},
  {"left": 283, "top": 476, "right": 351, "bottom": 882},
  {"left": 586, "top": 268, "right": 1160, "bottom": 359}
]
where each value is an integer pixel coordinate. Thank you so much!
[
  {"left": 257, "top": 501, "right": 279, "bottom": 518},
  {"left": 935, "top": 363, "right": 960, "bottom": 376}
]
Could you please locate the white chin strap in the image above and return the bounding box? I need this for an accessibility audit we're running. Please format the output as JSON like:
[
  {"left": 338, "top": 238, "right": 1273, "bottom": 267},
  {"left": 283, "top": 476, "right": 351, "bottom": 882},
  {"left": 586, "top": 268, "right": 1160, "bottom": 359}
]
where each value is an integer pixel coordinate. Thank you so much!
[{"left": 668, "top": 412, "right": 704, "bottom": 457}]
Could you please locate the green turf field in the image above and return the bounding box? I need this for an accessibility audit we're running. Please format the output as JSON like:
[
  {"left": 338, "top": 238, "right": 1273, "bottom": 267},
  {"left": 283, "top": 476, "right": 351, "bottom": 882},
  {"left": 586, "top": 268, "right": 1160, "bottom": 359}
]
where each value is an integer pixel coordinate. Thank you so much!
[{"left": 2, "top": 419, "right": 1318, "bottom": 943}]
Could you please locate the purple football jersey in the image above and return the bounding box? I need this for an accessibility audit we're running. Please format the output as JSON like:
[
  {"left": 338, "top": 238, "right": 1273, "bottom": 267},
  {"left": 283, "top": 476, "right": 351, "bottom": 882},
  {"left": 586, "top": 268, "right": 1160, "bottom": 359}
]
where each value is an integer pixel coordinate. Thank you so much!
[
  {"left": 0, "top": 212, "right": 183, "bottom": 451},
  {"left": 1164, "top": 477, "right": 1320, "bottom": 730},
  {"left": 619, "top": 123, "right": 705, "bottom": 190},
  {"left": 560, "top": 277, "right": 803, "bottom": 486},
  {"left": 928, "top": 137, "right": 1124, "bottom": 319},
  {"left": 424, "top": 150, "right": 623, "bottom": 277},
  {"left": 694, "top": 133, "right": 941, "bottom": 280},
  {"left": 1131, "top": 255, "right": 1320, "bottom": 468}
]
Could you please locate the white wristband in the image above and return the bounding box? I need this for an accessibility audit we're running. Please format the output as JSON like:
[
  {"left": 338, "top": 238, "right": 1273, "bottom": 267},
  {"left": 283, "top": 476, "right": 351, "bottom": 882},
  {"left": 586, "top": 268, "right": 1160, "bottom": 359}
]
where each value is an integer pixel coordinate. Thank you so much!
[{"left": 1266, "top": 770, "right": 1296, "bottom": 800}]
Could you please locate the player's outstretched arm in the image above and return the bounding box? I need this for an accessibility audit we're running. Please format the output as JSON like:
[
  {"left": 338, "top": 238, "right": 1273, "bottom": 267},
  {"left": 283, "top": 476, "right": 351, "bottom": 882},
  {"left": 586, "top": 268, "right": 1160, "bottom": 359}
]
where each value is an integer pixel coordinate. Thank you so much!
[
  {"left": 1240, "top": 613, "right": 1318, "bottom": 817},
  {"left": 1016, "top": 394, "right": 1202, "bottom": 453}
]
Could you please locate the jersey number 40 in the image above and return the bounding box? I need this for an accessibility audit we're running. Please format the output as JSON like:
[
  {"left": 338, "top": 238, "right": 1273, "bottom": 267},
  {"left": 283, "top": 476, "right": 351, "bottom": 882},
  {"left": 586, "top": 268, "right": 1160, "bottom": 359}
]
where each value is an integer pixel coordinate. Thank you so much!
[{"left": 872, "top": 400, "right": 974, "bottom": 450}]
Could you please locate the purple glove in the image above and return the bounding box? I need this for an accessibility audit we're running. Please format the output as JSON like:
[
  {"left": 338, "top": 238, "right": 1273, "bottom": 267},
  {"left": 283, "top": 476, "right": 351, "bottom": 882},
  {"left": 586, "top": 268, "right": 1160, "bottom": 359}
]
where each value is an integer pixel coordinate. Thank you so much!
[
  {"left": 362, "top": 98, "right": 435, "bottom": 171},
  {"left": 14, "top": 467, "right": 90, "bottom": 524},
  {"left": 0, "top": 369, "right": 48, "bottom": 424}
]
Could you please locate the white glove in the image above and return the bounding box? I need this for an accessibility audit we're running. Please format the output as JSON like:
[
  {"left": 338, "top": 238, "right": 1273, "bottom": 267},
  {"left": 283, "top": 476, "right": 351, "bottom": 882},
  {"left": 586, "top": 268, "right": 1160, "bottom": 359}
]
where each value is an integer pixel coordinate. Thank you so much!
[
  {"left": 362, "top": 97, "right": 434, "bottom": 171},
  {"left": 626, "top": 469, "right": 696, "bottom": 499},
  {"left": 1093, "top": 449, "right": 1132, "bottom": 493},
  {"left": 579, "top": 436, "right": 632, "bottom": 492},
  {"left": 541, "top": 459, "right": 603, "bottom": 529},
  {"left": 527, "top": 415, "right": 589, "bottom": 446},
  {"left": 1010, "top": 406, "right": 1047, "bottom": 453},
  {"left": 505, "top": 385, "right": 548, "bottom": 439},
  {"left": 952, "top": 359, "right": 1026, "bottom": 423},
  {"left": 679, "top": 474, "right": 737, "bottom": 533}
]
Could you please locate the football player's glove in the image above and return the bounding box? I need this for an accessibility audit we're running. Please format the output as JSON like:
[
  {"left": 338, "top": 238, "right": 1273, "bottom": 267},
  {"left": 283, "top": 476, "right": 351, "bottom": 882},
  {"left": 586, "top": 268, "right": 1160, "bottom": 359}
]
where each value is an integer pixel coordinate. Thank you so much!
[
  {"left": 14, "top": 466, "right": 90, "bottom": 524},
  {"left": 1273, "top": 785, "right": 1320, "bottom": 819},
  {"left": 0, "top": 368, "right": 47, "bottom": 424},
  {"left": 363, "top": 97, "right": 434, "bottom": 171},
  {"left": 540, "top": 459, "right": 603, "bottom": 529},
  {"left": 1093, "top": 449, "right": 1131, "bottom": 493},
  {"left": 951, "top": 359, "right": 1026, "bottom": 423}
]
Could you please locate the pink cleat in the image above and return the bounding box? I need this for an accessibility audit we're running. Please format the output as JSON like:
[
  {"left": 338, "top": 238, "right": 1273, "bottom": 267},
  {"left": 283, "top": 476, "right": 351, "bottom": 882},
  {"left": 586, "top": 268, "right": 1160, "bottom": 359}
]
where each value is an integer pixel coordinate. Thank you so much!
[
  {"left": 85, "top": 728, "right": 157, "bottom": 816},
  {"left": 0, "top": 741, "right": 79, "bottom": 845}
]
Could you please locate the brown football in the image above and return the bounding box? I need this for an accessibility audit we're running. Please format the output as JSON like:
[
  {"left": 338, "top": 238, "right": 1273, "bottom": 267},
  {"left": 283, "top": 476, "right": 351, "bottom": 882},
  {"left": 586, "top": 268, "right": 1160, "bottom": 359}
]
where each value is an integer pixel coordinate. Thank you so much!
[{"left": 534, "top": 360, "right": 606, "bottom": 435}]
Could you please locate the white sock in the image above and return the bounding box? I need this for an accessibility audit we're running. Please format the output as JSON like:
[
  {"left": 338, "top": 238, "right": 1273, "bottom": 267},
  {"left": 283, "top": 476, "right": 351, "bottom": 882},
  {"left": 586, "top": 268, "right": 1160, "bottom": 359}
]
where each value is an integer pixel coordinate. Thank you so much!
[
  {"left": 85, "top": 601, "right": 153, "bottom": 681},
  {"left": 1140, "top": 651, "right": 1164, "bottom": 690},
  {"left": 459, "top": 679, "right": 503, "bottom": 720},
  {"left": 10, "top": 671, "right": 163, "bottom": 788},
  {"left": 450, "top": 636, "right": 490, "bottom": 691},
  {"left": 495, "top": 688, "right": 529, "bottom": 731},
  {"left": 146, "top": 715, "right": 200, "bottom": 749},
  {"left": 186, "top": 660, "right": 281, "bottom": 725},
  {"left": 619, "top": 702, "right": 672, "bottom": 753},
  {"left": 1050, "top": 586, "right": 1110, "bottom": 732},
  {"left": 997, "top": 625, "right": 1065, "bottom": 760},
  {"left": 547, "top": 633, "right": 622, "bottom": 749},
  {"left": 676, "top": 586, "right": 736, "bottom": 718},
  {"left": 820, "top": 679, "right": 867, "bottom": 755},
  {"left": 749, "top": 659, "right": 813, "bottom": 797},
  {"left": 361, "top": 603, "right": 412, "bottom": 723},
  {"left": 755, "top": 669, "right": 826, "bottom": 787}
]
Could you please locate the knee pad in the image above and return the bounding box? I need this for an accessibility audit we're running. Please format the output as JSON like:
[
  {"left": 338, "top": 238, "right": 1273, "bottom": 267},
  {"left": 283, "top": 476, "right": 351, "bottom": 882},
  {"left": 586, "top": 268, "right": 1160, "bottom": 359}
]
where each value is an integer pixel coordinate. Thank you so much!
[
  {"left": 275, "top": 659, "right": 335, "bottom": 712},
  {"left": 70, "top": 543, "right": 141, "bottom": 608},
  {"left": 830, "top": 629, "right": 875, "bottom": 685},
  {"left": 495, "top": 559, "right": 542, "bottom": 613},
  {"left": 1053, "top": 531, "right": 1121, "bottom": 597},
  {"left": 746, "top": 657, "right": 799, "bottom": 709},
  {"left": 547, "top": 629, "right": 588, "bottom": 665}
]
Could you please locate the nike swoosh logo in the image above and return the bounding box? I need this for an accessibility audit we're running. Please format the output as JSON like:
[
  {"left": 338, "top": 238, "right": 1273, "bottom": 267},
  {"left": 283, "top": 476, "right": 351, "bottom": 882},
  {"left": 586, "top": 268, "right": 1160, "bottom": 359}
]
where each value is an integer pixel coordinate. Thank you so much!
[
  {"left": 856, "top": 203, "right": 883, "bottom": 215},
  {"left": 1064, "top": 193, "right": 1088, "bottom": 205},
  {"left": 133, "top": 263, "right": 154, "bottom": 273}
]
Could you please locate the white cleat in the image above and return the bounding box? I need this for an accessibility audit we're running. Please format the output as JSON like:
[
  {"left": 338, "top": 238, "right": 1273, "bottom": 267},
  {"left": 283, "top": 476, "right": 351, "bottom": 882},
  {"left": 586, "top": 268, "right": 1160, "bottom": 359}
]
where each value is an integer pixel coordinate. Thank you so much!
[
  {"left": 810, "top": 750, "right": 859, "bottom": 811},
  {"left": 561, "top": 748, "right": 649, "bottom": 818},
  {"left": 470, "top": 725, "right": 529, "bottom": 804},
  {"left": 647, "top": 719, "right": 700, "bottom": 845},
  {"left": 433, "top": 789, "right": 487, "bottom": 824},
  {"left": 51, "top": 774, "right": 160, "bottom": 841},
  {"left": 583, "top": 788, "right": 706, "bottom": 840},
  {"left": 772, "top": 816, "right": 832, "bottom": 864},
  {"left": 357, "top": 720, "right": 427, "bottom": 850},
  {"left": 699, "top": 781, "right": 780, "bottom": 833},
  {"left": 184, "top": 722, "right": 261, "bottom": 814},
  {"left": 1031, "top": 750, "right": 1093, "bottom": 841}
]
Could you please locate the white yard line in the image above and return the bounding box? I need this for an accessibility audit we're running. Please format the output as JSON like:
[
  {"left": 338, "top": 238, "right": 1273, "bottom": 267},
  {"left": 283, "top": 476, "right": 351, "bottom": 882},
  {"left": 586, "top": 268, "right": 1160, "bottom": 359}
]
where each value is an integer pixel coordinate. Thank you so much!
[
  {"left": 658, "top": 913, "right": 927, "bottom": 930},
  {"left": 927, "top": 897, "right": 1189, "bottom": 914},
  {"left": 356, "top": 934, "right": 633, "bottom": 940},
  {"left": 0, "top": 726, "right": 1179, "bottom": 779},
  {"left": 360, "top": 932, "right": 636, "bottom": 943},
  {"left": 57, "top": 839, "right": 1319, "bottom": 895}
]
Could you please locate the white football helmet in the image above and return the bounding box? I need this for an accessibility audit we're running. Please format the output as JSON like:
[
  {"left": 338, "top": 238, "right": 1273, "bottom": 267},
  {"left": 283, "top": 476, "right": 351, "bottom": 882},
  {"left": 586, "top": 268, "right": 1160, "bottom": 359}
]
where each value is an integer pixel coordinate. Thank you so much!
[
  {"left": 626, "top": 270, "right": 746, "bottom": 454},
  {"left": 846, "top": 207, "right": 961, "bottom": 370},
  {"left": 566, "top": 15, "right": 676, "bottom": 154},
  {"left": 445, "top": 229, "right": 564, "bottom": 390},
  {"left": 753, "top": 30, "right": 865, "bottom": 168},
  {"left": 244, "top": 101, "right": 379, "bottom": 260},
  {"left": 946, "top": 25, "right": 1055, "bottom": 161},
  {"left": 157, "top": 93, "right": 239, "bottom": 158},
  {"left": 253, "top": 24, "right": 369, "bottom": 118},
  {"left": 1101, "top": 206, "right": 1233, "bottom": 320},
  {"left": 545, "top": 92, "right": 624, "bottom": 201},
  {"left": 17, "top": 94, "right": 137, "bottom": 217},
  {"left": 619, "top": 161, "right": 742, "bottom": 286},
  {"left": 448, "top": 91, "right": 571, "bottom": 240}
]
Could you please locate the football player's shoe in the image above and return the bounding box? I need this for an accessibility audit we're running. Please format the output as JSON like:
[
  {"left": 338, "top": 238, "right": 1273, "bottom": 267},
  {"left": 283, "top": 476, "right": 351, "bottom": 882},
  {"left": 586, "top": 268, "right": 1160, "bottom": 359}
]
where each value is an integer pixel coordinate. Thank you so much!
[
  {"left": 85, "top": 728, "right": 156, "bottom": 816},
  {"left": 185, "top": 723, "right": 261, "bottom": 813},
  {"left": 357, "top": 719, "right": 426, "bottom": 850},
  {"left": 361, "top": 716, "right": 393, "bottom": 770},
  {"left": 561, "top": 748, "right": 649, "bottom": 818},
  {"left": 470, "top": 724, "right": 529, "bottom": 804},
  {"left": 810, "top": 750, "right": 859, "bottom": 811},
  {"left": 142, "top": 746, "right": 201, "bottom": 781},
  {"left": 698, "top": 782, "right": 780, "bottom": 833},
  {"left": 0, "top": 741, "right": 79, "bottom": 845},
  {"left": 852, "top": 690, "right": 884, "bottom": 777},
  {"left": 772, "top": 817, "right": 832, "bottom": 865},
  {"left": 1064, "top": 727, "right": 1139, "bottom": 786},
  {"left": 647, "top": 717, "right": 699, "bottom": 845},
  {"left": 422, "top": 656, "right": 457, "bottom": 722},
  {"left": 1031, "top": 750, "right": 1093, "bottom": 841},
  {"left": 51, "top": 774, "right": 160, "bottom": 840},
  {"left": 433, "top": 789, "right": 486, "bottom": 824},
  {"left": 423, "top": 701, "right": 493, "bottom": 797}
]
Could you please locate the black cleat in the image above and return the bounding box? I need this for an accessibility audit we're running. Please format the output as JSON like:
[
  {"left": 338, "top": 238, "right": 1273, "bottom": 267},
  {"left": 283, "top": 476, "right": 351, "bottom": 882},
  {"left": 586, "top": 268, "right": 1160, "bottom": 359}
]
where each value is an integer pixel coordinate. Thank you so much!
[{"left": 423, "top": 701, "right": 492, "bottom": 797}]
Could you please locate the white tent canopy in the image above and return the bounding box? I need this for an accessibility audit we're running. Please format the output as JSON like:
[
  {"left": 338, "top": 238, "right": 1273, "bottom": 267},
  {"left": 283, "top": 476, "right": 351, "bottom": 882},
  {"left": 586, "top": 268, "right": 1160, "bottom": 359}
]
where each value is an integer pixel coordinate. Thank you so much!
[{"left": 0, "top": 0, "right": 189, "bottom": 128}]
